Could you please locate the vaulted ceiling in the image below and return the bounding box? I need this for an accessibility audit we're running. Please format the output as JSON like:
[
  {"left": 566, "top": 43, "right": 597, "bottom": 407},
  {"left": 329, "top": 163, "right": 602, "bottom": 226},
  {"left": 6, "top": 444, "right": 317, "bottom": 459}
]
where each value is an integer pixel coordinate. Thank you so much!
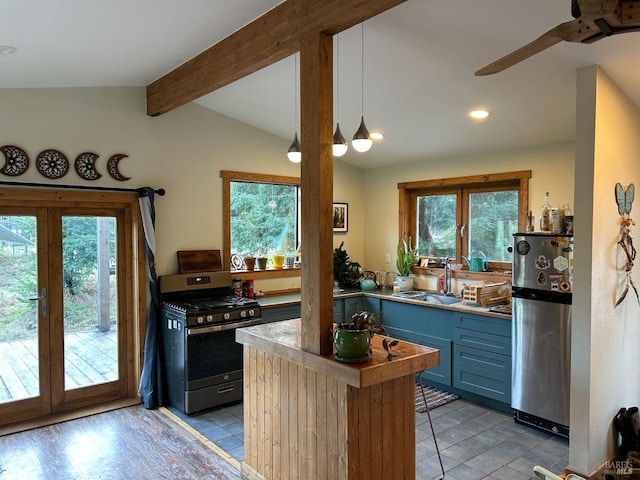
[{"left": 4, "top": 0, "right": 640, "bottom": 168}]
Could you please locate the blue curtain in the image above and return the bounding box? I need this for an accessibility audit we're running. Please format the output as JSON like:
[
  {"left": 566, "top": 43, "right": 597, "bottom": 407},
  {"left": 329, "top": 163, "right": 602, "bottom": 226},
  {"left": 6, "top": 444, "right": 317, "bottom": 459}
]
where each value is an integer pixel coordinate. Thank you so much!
[{"left": 137, "top": 187, "right": 165, "bottom": 409}]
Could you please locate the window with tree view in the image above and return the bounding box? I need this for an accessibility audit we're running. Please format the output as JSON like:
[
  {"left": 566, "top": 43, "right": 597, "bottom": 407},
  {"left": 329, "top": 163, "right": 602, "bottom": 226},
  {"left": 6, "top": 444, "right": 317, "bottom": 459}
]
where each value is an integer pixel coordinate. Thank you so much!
[
  {"left": 222, "top": 171, "right": 301, "bottom": 273},
  {"left": 402, "top": 171, "right": 530, "bottom": 267},
  {"left": 230, "top": 181, "right": 299, "bottom": 257}
]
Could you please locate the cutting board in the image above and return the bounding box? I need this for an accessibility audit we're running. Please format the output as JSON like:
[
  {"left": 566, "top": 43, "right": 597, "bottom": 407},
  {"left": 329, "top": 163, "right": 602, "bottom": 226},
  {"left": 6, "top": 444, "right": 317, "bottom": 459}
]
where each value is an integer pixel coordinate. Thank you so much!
[{"left": 177, "top": 250, "right": 223, "bottom": 273}]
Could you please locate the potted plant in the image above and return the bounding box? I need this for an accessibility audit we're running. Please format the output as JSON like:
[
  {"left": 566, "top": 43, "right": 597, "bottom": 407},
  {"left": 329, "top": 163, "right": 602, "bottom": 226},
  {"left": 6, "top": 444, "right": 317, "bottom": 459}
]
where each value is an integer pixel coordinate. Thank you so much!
[
  {"left": 333, "top": 311, "right": 385, "bottom": 362},
  {"left": 333, "top": 242, "right": 361, "bottom": 288},
  {"left": 255, "top": 246, "right": 268, "bottom": 270},
  {"left": 396, "top": 239, "right": 417, "bottom": 291}
]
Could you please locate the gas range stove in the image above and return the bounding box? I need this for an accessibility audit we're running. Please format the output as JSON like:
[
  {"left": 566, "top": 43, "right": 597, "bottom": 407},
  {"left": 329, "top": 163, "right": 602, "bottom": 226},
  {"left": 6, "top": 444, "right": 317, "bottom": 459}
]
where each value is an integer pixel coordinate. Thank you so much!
[
  {"left": 159, "top": 269, "right": 263, "bottom": 414},
  {"left": 159, "top": 271, "right": 261, "bottom": 328},
  {"left": 162, "top": 297, "right": 261, "bottom": 328}
]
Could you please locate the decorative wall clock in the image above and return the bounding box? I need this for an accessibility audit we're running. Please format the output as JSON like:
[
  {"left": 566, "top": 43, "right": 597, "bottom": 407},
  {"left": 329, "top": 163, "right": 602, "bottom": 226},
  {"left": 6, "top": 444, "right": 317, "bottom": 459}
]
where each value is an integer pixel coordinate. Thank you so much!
[
  {"left": 107, "top": 154, "right": 130, "bottom": 181},
  {"left": 74, "top": 152, "right": 102, "bottom": 180},
  {"left": 0, "top": 145, "right": 29, "bottom": 176},
  {"left": 36, "top": 149, "right": 69, "bottom": 179},
  {"left": 614, "top": 182, "right": 638, "bottom": 307}
]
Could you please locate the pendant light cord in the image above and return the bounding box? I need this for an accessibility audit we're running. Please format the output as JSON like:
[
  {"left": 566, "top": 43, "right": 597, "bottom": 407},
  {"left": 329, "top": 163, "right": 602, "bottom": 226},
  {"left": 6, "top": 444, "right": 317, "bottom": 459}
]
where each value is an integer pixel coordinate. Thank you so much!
[
  {"left": 360, "top": 23, "right": 365, "bottom": 116},
  {"left": 294, "top": 53, "right": 298, "bottom": 131},
  {"left": 336, "top": 35, "right": 340, "bottom": 121}
]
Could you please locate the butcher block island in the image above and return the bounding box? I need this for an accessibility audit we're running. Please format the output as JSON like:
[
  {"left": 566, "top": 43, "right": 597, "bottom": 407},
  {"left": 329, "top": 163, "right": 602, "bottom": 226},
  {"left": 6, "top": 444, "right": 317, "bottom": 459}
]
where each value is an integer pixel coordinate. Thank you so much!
[{"left": 236, "top": 318, "right": 440, "bottom": 480}]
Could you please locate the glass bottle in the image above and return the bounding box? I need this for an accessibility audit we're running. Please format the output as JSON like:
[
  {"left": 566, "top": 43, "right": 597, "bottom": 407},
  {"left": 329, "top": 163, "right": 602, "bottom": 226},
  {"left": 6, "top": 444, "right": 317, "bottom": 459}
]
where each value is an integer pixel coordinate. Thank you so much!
[{"left": 540, "top": 192, "right": 551, "bottom": 232}]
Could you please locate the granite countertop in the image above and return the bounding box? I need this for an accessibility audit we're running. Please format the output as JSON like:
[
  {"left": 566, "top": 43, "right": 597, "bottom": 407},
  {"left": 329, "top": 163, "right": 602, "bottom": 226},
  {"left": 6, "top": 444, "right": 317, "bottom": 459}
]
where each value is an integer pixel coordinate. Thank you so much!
[{"left": 258, "top": 288, "right": 512, "bottom": 320}]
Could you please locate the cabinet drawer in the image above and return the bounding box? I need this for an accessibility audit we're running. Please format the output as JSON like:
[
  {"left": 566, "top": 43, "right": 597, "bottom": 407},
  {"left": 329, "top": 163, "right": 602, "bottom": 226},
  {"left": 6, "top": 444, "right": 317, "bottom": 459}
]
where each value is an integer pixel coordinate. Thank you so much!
[
  {"left": 454, "top": 311, "right": 511, "bottom": 337},
  {"left": 384, "top": 326, "right": 451, "bottom": 386},
  {"left": 381, "top": 300, "right": 453, "bottom": 338},
  {"left": 454, "top": 344, "right": 511, "bottom": 375},
  {"left": 454, "top": 327, "right": 511, "bottom": 356},
  {"left": 453, "top": 359, "right": 511, "bottom": 403}
]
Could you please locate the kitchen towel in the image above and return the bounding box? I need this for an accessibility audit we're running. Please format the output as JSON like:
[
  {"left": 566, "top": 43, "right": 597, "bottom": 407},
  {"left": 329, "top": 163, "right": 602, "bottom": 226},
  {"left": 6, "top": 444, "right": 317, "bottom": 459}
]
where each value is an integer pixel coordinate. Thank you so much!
[{"left": 415, "top": 383, "right": 459, "bottom": 413}]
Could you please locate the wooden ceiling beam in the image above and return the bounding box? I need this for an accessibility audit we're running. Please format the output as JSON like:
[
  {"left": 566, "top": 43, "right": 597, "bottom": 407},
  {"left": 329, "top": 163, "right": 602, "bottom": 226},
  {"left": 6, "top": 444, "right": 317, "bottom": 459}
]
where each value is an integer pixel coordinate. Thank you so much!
[{"left": 146, "top": 0, "right": 407, "bottom": 116}]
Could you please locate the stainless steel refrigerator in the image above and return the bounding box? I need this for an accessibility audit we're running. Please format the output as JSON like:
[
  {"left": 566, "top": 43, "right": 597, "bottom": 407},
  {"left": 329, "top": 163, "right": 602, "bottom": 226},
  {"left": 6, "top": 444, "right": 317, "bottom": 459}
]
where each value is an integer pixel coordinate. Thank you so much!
[{"left": 511, "top": 233, "right": 572, "bottom": 438}]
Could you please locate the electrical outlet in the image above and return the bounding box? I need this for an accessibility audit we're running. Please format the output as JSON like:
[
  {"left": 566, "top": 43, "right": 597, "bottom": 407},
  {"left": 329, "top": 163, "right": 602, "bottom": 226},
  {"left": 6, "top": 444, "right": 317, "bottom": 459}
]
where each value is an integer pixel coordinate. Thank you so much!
[{"left": 384, "top": 253, "right": 391, "bottom": 264}]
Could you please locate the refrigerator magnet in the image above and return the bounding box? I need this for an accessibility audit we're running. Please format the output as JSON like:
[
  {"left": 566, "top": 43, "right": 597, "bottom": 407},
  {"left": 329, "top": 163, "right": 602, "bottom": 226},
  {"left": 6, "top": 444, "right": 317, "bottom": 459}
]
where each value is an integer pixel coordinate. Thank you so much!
[
  {"left": 553, "top": 256, "right": 569, "bottom": 272},
  {"left": 535, "top": 255, "right": 551, "bottom": 269},
  {"left": 537, "top": 272, "right": 547, "bottom": 285},
  {"left": 516, "top": 240, "right": 530, "bottom": 255}
]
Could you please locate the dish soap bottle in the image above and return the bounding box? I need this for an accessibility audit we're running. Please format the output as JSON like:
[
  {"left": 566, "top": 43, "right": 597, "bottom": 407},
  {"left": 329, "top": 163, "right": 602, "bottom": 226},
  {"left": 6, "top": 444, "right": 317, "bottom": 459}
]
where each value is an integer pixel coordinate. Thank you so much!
[{"left": 540, "top": 192, "right": 551, "bottom": 232}]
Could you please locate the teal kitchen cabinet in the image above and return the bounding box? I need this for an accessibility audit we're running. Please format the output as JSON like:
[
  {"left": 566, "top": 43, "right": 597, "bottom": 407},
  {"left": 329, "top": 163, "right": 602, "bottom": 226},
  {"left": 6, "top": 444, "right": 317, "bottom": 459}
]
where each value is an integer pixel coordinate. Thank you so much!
[
  {"left": 452, "top": 311, "right": 512, "bottom": 404},
  {"left": 261, "top": 303, "right": 302, "bottom": 323},
  {"left": 343, "top": 296, "right": 362, "bottom": 322},
  {"left": 361, "top": 295, "right": 381, "bottom": 321},
  {"left": 333, "top": 295, "right": 364, "bottom": 324},
  {"left": 380, "top": 300, "right": 453, "bottom": 385},
  {"left": 333, "top": 299, "right": 344, "bottom": 324}
]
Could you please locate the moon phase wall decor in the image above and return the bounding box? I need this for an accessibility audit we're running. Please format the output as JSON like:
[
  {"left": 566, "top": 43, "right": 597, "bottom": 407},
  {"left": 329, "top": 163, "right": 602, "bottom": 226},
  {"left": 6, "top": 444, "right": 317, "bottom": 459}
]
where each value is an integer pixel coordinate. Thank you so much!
[
  {"left": 0, "top": 145, "right": 131, "bottom": 182},
  {"left": 107, "top": 154, "right": 130, "bottom": 181},
  {"left": 36, "top": 149, "right": 70, "bottom": 179},
  {"left": 0, "top": 145, "right": 29, "bottom": 176},
  {"left": 74, "top": 152, "right": 102, "bottom": 180}
]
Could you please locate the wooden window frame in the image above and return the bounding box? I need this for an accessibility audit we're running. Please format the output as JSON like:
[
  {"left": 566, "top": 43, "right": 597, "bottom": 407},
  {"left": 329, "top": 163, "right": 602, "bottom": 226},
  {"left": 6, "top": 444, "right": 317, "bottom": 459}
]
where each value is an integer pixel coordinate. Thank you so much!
[
  {"left": 221, "top": 170, "right": 301, "bottom": 280},
  {"left": 398, "top": 170, "right": 531, "bottom": 273}
]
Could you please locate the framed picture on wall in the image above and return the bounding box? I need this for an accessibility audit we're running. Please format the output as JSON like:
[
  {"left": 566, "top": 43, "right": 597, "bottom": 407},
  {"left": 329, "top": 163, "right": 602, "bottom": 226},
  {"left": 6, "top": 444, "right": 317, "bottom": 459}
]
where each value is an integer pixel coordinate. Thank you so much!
[{"left": 333, "top": 203, "right": 348, "bottom": 232}]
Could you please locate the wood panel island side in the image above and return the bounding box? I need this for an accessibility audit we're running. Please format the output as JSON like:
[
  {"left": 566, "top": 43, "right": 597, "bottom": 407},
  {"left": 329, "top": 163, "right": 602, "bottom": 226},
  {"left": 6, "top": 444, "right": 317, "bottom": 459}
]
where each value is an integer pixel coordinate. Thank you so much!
[{"left": 236, "top": 318, "right": 440, "bottom": 480}]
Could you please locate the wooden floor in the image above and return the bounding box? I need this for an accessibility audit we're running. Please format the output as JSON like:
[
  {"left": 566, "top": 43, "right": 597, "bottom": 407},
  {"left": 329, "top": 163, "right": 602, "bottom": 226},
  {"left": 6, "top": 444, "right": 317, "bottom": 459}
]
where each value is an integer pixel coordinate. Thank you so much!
[
  {"left": 0, "top": 405, "right": 241, "bottom": 480},
  {"left": 0, "top": 330, "right": 118, "bottom": 402}
]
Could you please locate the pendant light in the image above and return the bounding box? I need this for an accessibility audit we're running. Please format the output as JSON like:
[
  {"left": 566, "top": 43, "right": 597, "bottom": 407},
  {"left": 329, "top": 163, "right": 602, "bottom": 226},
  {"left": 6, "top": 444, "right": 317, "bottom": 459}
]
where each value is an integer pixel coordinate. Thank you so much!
[
  {"left": 287, "top": 53, "right": 301, "bottom": 163},
  {"left": 352, "top": 23, "right": 373, "bottom": 153},
  {"left": 332, "top": 34, "right": 348, "bottom": 157}
]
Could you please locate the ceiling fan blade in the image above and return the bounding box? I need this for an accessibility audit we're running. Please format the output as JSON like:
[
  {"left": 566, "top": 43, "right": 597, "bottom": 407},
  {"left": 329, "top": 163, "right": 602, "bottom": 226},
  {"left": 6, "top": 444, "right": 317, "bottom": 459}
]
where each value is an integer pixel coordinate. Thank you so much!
[
  {"left": 475, "top": 31, "right": 562, "bottom": 76},
  {"left": 475, "top": 19, "right": 595, "bottom": 76}
]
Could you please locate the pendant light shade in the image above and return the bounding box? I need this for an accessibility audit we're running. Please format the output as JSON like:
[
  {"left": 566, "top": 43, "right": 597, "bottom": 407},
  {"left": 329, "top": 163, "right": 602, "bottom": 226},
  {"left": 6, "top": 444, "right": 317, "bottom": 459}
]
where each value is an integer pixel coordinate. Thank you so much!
[
  {"left": 287, "top": 132, "right": 301, "bottom": 163},
  {"left": 352, "top": 116, "right": 373, "bottom": 153},
  {"left": 352, "top": 23, "right": 373, "bottom": 154},
  {"left": 332, "top": 123, "right": 348, "bottom": 157}
]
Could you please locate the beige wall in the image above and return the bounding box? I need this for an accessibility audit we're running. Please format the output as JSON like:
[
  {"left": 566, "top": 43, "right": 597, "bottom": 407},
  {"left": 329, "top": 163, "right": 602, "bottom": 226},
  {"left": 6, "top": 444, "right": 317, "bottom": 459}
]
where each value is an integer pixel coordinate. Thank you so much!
[
  {"left": 361, "top": 143, "right": 575, "bottom": 279},
  {"left": 0, "top": 87, "right": 364, "bottom": 293},
  {"left": 571, "top": 66, "right": 640, "bottom": 474}
]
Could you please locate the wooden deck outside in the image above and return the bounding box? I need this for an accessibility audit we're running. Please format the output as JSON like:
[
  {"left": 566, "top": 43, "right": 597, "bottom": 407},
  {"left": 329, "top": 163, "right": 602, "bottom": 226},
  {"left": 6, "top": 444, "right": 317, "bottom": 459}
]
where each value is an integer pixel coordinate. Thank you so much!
[{"left": 0, "top": 330, "right": 118, "bottom": 402}]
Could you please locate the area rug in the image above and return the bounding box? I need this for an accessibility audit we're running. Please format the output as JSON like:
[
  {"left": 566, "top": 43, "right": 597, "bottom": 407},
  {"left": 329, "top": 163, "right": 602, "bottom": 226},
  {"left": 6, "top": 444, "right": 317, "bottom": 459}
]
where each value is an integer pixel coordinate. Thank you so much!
[{"left": 415, "top": 383, "right": 459, "bottom": 413}]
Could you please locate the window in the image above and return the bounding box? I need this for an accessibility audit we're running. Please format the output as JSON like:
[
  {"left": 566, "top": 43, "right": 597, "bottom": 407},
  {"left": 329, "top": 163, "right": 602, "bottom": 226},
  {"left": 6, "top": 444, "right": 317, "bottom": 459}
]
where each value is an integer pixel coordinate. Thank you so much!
[
  {"left": 399, "top": 171, "right": 530, "bottom": 268},
  {"left": 221, "top": 171, "right": 301, "bottom": 276}
]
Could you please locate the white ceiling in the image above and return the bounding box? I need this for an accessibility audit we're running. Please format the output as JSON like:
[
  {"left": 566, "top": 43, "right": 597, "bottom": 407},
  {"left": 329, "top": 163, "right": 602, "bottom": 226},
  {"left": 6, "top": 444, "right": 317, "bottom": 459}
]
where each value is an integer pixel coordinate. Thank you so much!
[{"left": 3, "top": 0, "right": 640, "bottom": 169}]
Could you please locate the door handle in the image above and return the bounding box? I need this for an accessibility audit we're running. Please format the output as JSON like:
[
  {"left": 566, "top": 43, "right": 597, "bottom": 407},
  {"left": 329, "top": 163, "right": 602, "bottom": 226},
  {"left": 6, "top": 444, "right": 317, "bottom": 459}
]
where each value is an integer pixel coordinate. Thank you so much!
[
  {"left": 460, "top": 225, "right": 466, "bottom": 238},
  {"left": 28, "top": 287, "right": 46, "bottom": 316}
]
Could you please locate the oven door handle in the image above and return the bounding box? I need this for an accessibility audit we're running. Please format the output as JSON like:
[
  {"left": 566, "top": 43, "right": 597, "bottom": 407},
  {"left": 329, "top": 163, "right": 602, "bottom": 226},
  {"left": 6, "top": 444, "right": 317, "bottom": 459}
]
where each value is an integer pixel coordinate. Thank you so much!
[{"left": 186, "top": 318, "right": 265, "bottom": 335}]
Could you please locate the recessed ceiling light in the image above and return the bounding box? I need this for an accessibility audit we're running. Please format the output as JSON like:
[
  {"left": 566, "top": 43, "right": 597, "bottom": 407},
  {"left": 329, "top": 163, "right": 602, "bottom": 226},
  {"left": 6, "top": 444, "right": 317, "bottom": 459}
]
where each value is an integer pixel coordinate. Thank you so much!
[
  {"left": 370, "top": 132, "right": 384, "bottom": 140},
  {"left": 468, "top": 108, "right": 491, "bottom": 120},
  {"left": 0, "top": 46, "right": 17, "bottom": 55}
]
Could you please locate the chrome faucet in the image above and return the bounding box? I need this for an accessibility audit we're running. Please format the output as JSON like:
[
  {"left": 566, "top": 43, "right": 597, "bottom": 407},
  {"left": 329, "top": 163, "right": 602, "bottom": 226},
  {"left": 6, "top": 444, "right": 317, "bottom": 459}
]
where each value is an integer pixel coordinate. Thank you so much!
[{"left": 443, "top": 257, "right": 452, "bottom": 296}]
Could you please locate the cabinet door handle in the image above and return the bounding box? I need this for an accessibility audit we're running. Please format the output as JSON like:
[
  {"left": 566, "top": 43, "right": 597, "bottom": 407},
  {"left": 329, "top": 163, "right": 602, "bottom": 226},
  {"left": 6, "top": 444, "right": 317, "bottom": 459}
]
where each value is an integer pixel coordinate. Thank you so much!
[{"left": 460, "top": 225, "right": 466, "bottom": 238}]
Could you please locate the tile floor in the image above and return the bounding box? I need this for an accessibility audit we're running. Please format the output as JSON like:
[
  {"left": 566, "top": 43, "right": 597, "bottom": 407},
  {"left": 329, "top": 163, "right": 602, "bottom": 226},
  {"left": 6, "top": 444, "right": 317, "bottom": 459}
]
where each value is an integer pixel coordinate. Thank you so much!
[{"left": 169, "top": 398, "right": 569, "bottom": 480}]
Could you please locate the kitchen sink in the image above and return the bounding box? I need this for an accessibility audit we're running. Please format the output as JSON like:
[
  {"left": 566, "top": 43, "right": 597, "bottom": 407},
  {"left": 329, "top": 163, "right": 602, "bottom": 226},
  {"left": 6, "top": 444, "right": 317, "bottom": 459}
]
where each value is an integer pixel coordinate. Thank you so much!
[
  {"left": 391, "top": 290, "right": 462, "bottom": 305},
  {"left": 391, "top": 290, "right": 427, "bottom": 299},
  {"left": 423, "top": 293, "right": 462, "bottom": 305}
]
